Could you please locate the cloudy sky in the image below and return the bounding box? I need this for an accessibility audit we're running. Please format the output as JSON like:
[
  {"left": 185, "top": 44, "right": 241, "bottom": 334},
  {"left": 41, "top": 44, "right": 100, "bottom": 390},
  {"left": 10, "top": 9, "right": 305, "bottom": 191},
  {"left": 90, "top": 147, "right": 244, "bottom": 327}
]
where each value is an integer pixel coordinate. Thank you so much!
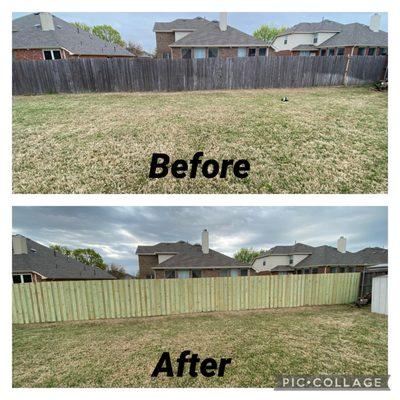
[
  {"left": 12, "top": 207, "right": 387, "bottom": 274},
  {"left": 12, "top": 12, "right": 388, "bottom": 52}
]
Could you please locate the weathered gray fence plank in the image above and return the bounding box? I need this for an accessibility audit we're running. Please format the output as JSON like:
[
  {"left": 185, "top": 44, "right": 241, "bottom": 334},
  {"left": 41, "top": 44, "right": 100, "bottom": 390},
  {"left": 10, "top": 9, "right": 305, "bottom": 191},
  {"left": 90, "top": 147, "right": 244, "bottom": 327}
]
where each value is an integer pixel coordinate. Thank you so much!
[{"left": 12, "top": 56, "right": 387, "bottom": 95}]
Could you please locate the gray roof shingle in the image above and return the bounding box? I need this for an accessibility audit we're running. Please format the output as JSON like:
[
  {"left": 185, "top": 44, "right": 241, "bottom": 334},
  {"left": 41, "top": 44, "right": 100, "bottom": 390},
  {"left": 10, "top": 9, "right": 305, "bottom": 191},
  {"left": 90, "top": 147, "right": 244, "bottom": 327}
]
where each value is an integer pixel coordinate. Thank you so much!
[
  {"left": 170, "top": 21, "right": 272, "bottom": 47},
  {"left": 12, "top": 13, "right": 133, "bottom": 57},
  {"left": 279, "top": 20, "right": 343, "bottom": 36},
  {"left": 136, "top": 241, "right": 249, "bottom": 269},
  {"left": 13, "top": 236, "right": 115, "bottom": 280},
  {"left": 153, "top": 17, "right": 209, "bottom": 32}
]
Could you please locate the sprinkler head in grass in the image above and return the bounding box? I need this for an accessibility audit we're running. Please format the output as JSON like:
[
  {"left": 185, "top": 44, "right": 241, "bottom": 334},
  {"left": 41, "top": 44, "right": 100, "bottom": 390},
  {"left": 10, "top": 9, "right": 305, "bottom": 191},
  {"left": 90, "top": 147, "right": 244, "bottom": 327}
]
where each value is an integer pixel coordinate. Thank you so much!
[{"left": 281, "top": 96, "right": 289, "bottom": 102}]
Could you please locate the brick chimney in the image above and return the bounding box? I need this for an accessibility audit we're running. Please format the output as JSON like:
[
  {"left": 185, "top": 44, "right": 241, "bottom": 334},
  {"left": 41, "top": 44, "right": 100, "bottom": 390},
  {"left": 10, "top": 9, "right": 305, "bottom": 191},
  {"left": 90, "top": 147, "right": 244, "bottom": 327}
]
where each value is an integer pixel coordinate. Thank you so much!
[
  {"left": 219, "top": 12, "right": 228, "bottom": 31},
  {"left": 39, "top": 12, "right": 55, "bottom": 31},
  {"left": 369, "top": 13, "right": 381, "bottom": 33},
  {"left": 202, "top": 229, "right": 209, "bottom": 254},
  {"left": 12, "top": 235, "right": 28, "bottom": 254}
]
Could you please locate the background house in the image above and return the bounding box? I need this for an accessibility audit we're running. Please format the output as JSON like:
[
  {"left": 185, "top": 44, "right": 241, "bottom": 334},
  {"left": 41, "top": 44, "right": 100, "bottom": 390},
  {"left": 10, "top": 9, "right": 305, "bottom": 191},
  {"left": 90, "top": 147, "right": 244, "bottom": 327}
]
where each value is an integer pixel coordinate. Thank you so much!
[
  {"left": 273, "top": 13, "right": 388, "bottom": 56},
  {"left": 252, "top": 236, "right": 388, "bottom": 276},
  {"left": 154, "top": 13, "right": 274, "bottom": 60},
  {"left": 12, "top": 235, "right": 115, "bottom": 283},
  {"left": 136, "top": 229, "right": 252, "bottom": 279},
  {"left": 12, "top": 12, "right": 133, "bottom": 61}
]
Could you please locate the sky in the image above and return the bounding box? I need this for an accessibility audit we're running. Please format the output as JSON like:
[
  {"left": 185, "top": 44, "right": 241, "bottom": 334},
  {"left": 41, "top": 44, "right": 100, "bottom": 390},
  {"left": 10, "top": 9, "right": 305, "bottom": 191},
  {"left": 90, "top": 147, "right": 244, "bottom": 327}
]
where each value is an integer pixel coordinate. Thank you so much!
[
  {"left": 12, "top": 12, "right": 389, "bottom": 52},
  {"left": 12, "top": 207, "right": 387, "bottom": 275}
]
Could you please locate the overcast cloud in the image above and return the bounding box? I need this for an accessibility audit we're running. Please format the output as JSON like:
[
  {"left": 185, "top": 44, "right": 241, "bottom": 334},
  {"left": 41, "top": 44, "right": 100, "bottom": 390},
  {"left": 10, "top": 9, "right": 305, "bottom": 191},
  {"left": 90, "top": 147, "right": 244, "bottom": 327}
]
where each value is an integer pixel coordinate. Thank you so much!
[
  {"left": 12, "top": 207, "right": 387, "bottom": 274},
  {"left": 12, "top": 12, "right": 388, "bottom": 52}
]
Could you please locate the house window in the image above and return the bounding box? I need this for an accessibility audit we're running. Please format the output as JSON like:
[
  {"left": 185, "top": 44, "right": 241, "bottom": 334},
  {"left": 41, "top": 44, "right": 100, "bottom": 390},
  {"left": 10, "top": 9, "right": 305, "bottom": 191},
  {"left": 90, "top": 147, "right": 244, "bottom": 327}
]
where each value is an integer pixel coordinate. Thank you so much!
[
  {"left": 328, "top": 48, "right": 335, "bottom": 56},
  {"left": 208, "top": 48, "right": 218, "bottom": 58},
  {"left": 262, "top": 261, "right": 266, "bottom": 266},
  {"left": 289, "top": 256, "right": 293, "bottom": 265},
  {"left": 219, "top": 269, "right": 229, "bottom": 277},
  {"left": 348, "top": 266, "right": 356, "bottom": 273},
  {"left": 12, "top": 274, "right": 32, "bottom": 284},
  {"left": 165, "top": 270, "right": 176, "bottom": 279},
  {"left": 299, "top": 51, "right": 311, "bottom": 57},
  {"left": 379, "top": 47, "right": 388, "bottom": 56},
  {"left": 192, "top": 270, "right": 202, "bottom": 278},
  {"left": 358, "top": 47, "right": 366, "bottom": 56},
  {"left": 283, "top": 36, "right": 288, "bottom": 45},
  {"left": 181, "top": 48, "right": 192, "bottom": 59},
  {"left": 330, "top": 267, "right": 337, "bottom": 273},
  {"left": 312, "top": 268, "right": 318, "bottom": 274},
  {"left": 237, "top": 48, "right": 247, "bottom": 57},
  {"left": 368, "top": 48, "right": 376, "bottom": 56},
  {"left": 178, "top": 270, "right": 190, "bottom": 279},
  {"left": 259, "top": 48, "right": 267, "bottom": 56},
  {"left": 339, "top": 267, "right": 346, "bottom": 273},
  {"left": 304, "top": 268, "right": 310, "bottom": 274},
  {"left": 337, "top": 48, "right": 344, "bottom": 56},
  {"left": 162, "top": 52, "right": 171, "bottom": 59},
  {"left": 194, "top": 48, "right": 206, "bottom": 59},
  {"left": 240, "top": 269, "right": 248, "bottom": 276},
  {"left": 43, "top": 50, "right": 62, "bottom": 60},
  {"left": 320, "top": 49, "right": 326, "bottom": 56},
  {"left": 313, "top": 33, "right": 318, "bottom": 44},
  {"left": 248, "top": 48, "right": 256, "bottom": 57}
]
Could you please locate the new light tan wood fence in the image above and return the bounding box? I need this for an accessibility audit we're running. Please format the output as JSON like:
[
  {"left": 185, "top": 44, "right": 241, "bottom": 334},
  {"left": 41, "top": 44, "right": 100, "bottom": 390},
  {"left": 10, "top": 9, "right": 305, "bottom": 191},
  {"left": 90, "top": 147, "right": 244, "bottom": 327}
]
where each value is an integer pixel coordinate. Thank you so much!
[{"left": 12, "top": 273, "right": 360, "bottom": 324}]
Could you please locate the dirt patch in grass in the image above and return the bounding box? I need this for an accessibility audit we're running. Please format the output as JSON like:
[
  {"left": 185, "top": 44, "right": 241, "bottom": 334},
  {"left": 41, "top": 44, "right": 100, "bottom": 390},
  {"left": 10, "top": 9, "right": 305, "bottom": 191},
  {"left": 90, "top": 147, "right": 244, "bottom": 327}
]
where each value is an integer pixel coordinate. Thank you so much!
[
  {"left": 13, "top": 86, "right": 387, "bottom": 194},
  {"left": 12, "top": 305, "right": 387, "bottom": 388}
]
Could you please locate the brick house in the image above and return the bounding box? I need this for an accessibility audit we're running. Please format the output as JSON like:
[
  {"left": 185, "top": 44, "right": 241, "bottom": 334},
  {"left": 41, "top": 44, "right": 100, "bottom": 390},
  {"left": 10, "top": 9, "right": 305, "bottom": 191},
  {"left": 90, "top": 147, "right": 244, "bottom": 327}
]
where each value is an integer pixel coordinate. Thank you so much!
[
  {"left": 12, "top": 235, "right": 115, "bottom": 283},
  {"left": 135, "top": 230, "right": 252, "bottom": 279},
  {"left": 273, "top": 14, "right": 388, "bottom": 57},
  {"left": 252, "top": 237, "right": 388, "bottom": 276},
  {"left": 12, "top": 12, "right": 133, "bottom": 61},
  {"left": 153, "top": 13, "right": 274, "bottom": 60}
]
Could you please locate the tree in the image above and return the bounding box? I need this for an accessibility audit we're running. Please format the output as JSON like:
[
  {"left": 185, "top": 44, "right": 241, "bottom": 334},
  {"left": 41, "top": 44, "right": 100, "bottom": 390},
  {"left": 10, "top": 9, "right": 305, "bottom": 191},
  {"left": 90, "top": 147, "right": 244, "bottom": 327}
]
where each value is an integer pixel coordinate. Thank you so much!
[
  {"left": 108, "top": 264, "right": 127, "bottom": 279},
  {"left": 126, "top": 41, "right": 144, "bottom": 57},
  {"left": 253, "top": 24, "right": 286, "bottom": 42},
  {"left": 234, "top": 248, "right": 264, "bottom": 264},
  {"left": 72, "top": 248, "right": 108, "bottom": 270},
  {"left": 71, "top": 22, "right": 91, "bottom": 32},
  {"left": 50, "top": 244, "right": 72, "bottom": 257},
  {"left": 92, "top": 25, "right": 126, "bottom": 47}
]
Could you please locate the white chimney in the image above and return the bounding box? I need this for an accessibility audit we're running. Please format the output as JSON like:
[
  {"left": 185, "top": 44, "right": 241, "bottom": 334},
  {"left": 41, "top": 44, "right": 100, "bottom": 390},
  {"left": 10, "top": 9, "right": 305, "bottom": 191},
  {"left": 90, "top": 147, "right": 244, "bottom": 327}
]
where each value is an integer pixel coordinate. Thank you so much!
[
  {"left": 337, "top": 236, "right": 347, "bottom": 253},
  {"left": 219, "top": 12, "right": 228, "bottom": 32},
  {"left": 12, "top": 235, "right": 28, "bottom": 255},
  {"left": 39, "top": 12, "right": 55, "bottom": 31},
  {"left": 370, "top": 13, "right": 381, "bottom": 33},
  {"left": 202, "top": 229, "right": 209, "bottom": 254}
]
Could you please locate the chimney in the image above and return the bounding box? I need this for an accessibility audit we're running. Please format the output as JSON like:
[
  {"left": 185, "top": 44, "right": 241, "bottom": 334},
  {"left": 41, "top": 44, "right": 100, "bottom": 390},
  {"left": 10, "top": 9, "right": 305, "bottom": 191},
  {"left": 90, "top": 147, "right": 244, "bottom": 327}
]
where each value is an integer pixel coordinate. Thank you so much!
[
  {"left": 39, "top": 12, "right": 55, "bottom": 31},
  {"left": 337, "top": 236, "right": 347, "bottom": 253},
  {"left": 201, "top": 229, "right": 209, "bottom": 254},
  {"left": 219, "top": 12, "right": 228, "bottom": 31},
  {"left": 369, "top": 13, "right": 381, "bottom": 33},
  {"left": 12, "top": 235, "right": 28, "bottom": 255}
]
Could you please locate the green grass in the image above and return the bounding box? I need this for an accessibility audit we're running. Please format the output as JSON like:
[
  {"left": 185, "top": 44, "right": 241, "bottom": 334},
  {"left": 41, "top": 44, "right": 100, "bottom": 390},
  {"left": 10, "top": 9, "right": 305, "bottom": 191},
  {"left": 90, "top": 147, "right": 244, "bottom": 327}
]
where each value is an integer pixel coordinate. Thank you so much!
[
  {"left": 13, "top": 305, "right": 387, "bottom": 388},
  {"left": 12, "top": 86, "right": 387, "bottom": 194}
]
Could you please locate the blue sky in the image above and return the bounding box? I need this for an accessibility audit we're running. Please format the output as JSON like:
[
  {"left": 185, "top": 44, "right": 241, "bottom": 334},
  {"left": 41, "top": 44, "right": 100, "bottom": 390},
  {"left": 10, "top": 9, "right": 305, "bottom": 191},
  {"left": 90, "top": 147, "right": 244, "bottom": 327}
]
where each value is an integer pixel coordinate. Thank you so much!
[
  {"left": 12, "top": 12, "right": 388, "bottom": 52},
  {"left": 13, "top": 207, "right": 387, "bottom": 275}
]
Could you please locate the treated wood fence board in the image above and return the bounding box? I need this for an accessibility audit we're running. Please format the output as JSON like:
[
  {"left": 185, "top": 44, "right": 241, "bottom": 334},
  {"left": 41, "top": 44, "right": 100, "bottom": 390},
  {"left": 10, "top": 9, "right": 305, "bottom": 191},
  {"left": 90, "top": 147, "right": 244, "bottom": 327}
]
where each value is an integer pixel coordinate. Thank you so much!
[
  {"left": 12, "top": 56, "right": 387, "bottom": 95},
  {"left": 13, "top": 273, "right": 360, "bottom": 324}
]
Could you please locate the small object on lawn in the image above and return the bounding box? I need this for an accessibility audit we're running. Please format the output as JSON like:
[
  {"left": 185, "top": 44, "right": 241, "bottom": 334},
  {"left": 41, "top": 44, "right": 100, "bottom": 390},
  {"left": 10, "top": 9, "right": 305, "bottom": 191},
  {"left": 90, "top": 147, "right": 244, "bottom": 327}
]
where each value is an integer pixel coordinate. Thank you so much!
[
  {"left": 281, "top": 96, "right": 289, "bottom": 102},
  {"left": 373, "top": 80, "right": 388, "bottom": 91},
  {"left": 355, "top": 292, "right": 371, "bottom": 308}
]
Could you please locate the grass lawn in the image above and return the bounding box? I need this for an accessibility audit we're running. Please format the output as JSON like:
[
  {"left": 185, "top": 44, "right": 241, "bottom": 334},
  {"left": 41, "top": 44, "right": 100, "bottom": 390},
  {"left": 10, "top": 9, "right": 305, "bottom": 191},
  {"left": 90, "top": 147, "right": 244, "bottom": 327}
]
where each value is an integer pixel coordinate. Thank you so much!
[
  {"left": 13, "top": 86, "right": 387, "bottom": 194},
  {"left": 13, "top": 305, "right": 387, "bottom": 388}
]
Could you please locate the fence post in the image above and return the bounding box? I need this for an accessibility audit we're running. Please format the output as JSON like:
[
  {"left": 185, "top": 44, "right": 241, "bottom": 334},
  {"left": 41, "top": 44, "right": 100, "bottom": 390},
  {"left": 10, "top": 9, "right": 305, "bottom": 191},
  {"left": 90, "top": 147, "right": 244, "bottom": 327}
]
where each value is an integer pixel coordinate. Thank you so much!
[{"left": 343, "top": 55, "right": 351, "bottom": 86}]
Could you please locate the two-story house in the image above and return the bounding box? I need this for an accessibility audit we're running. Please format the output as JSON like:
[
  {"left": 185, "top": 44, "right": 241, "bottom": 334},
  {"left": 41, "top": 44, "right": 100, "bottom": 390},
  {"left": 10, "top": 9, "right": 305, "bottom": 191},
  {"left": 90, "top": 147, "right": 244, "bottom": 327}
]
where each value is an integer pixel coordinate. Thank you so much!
[
  {"left": 153, "top": 13, "right": 274, "bottom": 60},
  {"left": 273, "top": 14, "right": 388, "bottom": 56},
  {"left": 252, "top": 237, "right": 388, "bottom": 275},
  {"left": 136, "top": 230, "right": 252, "bottom": 279}
]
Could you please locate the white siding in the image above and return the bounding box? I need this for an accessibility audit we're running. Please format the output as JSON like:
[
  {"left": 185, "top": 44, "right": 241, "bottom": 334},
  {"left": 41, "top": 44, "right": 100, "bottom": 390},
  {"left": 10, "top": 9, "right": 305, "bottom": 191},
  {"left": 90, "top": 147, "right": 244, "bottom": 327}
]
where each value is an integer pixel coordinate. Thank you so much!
[
  {"left": 371, "top": 275, "right": 388, "bottom": 315},
  {"left": 158, "top": 254, "right": 175, "bottom": 263},
  {"left": 175, "top": 31, "right": 192, "bottom": 41},
  {"left": 292, "top": 254, "right": 309, "bottom": 266},
  {"left": 273, "top": 32, "right": 336, "bottom": 52},
  {"left": 253, "top": 255, "right": 290, "bottom": 271}
]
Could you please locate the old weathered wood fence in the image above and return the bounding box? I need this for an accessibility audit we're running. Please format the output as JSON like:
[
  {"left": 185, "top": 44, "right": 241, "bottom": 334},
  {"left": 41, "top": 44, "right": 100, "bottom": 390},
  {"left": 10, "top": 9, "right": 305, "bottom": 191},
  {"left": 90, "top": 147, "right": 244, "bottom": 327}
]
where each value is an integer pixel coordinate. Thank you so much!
[
  {"left": 13, "top": 273, "right": 360, "bottom": 324},
  {"left": 12, "top": 56, "right": 387, "bottom": 95}
]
